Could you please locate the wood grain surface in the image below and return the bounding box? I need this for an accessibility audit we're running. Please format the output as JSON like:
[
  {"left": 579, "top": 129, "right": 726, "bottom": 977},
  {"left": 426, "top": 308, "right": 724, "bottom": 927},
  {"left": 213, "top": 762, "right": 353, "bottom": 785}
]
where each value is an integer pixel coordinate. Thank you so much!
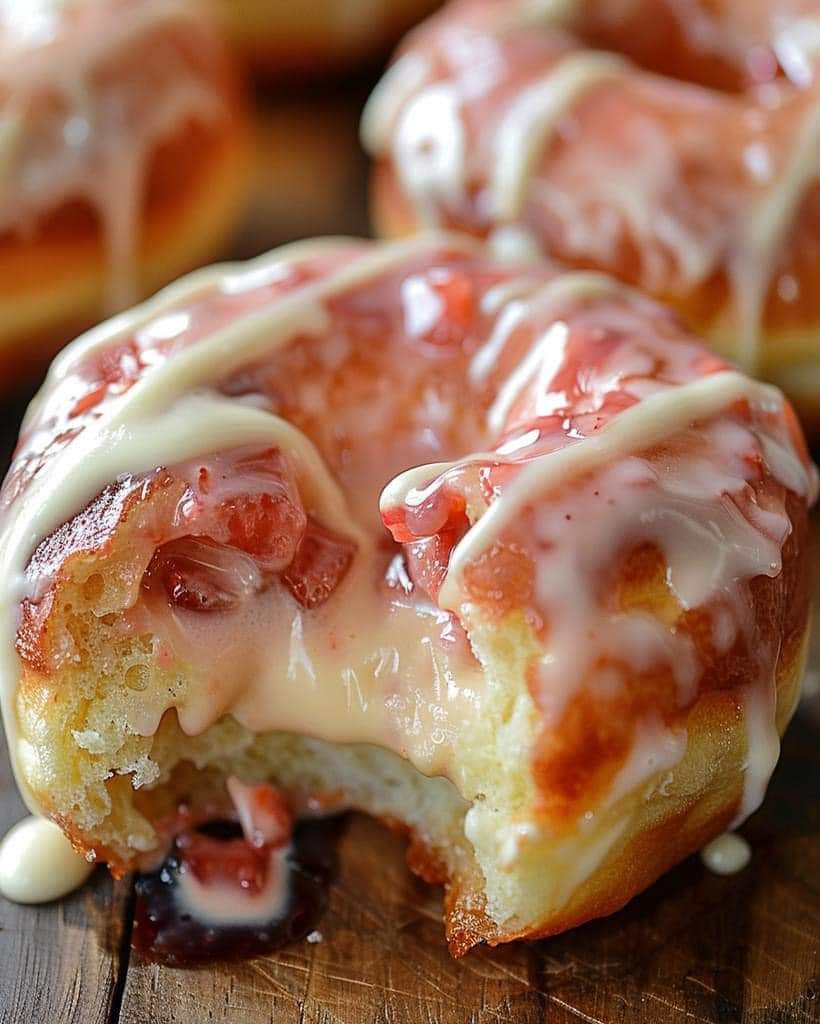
[{"left": 0, "top": 85, "right": 819, "bottom": 1024}]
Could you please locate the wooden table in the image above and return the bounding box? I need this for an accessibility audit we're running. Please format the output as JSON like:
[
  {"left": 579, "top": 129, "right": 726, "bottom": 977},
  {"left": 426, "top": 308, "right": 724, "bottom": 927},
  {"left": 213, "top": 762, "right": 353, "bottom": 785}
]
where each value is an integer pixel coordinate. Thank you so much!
[{"left": 1, "top": 84, "right": 819, "bottom": 1024}]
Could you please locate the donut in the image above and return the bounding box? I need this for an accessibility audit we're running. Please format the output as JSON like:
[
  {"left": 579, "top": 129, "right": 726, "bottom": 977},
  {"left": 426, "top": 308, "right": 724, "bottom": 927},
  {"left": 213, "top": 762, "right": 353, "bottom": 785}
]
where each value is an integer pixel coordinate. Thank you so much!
[
  {"left": 209, "top": 0, "right": 442, "bottom": 76},
  {"left": 0, "top": 234, "right": 815, "bottom": 953},
  {"left": 362, "top": 0, "right": 820, "bottom": 427},
  {"left": 0, "top": 0, "right": 249, "bottom": 379}
]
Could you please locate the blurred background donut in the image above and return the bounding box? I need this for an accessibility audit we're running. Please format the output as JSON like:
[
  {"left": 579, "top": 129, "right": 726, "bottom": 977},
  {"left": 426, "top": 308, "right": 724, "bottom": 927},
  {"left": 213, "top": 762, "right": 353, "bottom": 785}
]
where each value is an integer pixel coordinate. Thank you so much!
[
  {"left": 0, "top": 0, "right": 249, "bottom": 379},
  {"left": 363, "top": 0, "right": 820, "bottom": 430}
]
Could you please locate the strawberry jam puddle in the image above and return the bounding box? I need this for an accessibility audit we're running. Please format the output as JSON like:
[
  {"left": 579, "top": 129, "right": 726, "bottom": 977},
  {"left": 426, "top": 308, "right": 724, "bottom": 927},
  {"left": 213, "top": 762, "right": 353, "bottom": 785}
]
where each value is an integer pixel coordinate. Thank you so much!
[{"left": 132, "top": 779, "right": 345, "bottom": 965}]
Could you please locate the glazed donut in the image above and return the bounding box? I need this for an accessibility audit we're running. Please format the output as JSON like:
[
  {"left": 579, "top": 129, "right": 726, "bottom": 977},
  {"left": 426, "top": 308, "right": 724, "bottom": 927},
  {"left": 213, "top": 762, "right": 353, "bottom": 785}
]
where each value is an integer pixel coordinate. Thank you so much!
[
  {"left": 0, "top": 234, "right": 815, "bottom": 953},
  {"left": 363, "top": 0, "right": 820, "bottom": 426},
  {"left": 209, "top": 0, "right": 441, "bottom": 75},
  {"left": 0, "top": 0, "right": 248, "bottom": 379}
]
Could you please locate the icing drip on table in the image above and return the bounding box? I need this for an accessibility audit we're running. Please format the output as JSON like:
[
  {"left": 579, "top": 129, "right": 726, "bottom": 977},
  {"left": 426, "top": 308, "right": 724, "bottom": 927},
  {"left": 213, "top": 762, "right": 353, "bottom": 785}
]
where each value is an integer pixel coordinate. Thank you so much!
[
  {"left": 0, "top": 234, "right": 815, "bottom": 912},
  {"left": 0, "top": 0, "right": 228, "bottom": 311},
  {"left": 0, "top": 815, "right": 93, "bottom": 903},
  {"left": 700, "top": 831, "right": 751, "bottom": 875}
]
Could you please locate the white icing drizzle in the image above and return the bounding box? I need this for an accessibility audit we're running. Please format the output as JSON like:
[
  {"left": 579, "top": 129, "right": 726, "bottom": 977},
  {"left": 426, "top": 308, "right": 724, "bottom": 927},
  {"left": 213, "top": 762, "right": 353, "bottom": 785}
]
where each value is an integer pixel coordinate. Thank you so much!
[
  {"left": 0, "top": 0, "right": 228, "bottom": 311},
  {"left": 437, "top": 372, "right": 812, "bottom": 606},
  {"left": 732, "top": 675, "right": 781, "bottom": 826},
  {"left": 488, "top": 51, "right": 625, "bottom": 221},
  {"left": 700, "top": 831, "right": 751, "bottom": 875},
  {"left": 394, "top": 82, "right": 467, "bottom": 227},
  {"left": 360, "top": 51, "right": 432, "bottom": 154},
  {"left": 469, "top": 269, "right": 621, "bottom": 384},
  {"left": 487, "top": 224, "right": 544, "bottom": 263},
  {"left": 775, "top": 17, "right": 820, "bottom": 87},
  {"left": 0, "top": 815, "right": 93, "bottom": 903}
]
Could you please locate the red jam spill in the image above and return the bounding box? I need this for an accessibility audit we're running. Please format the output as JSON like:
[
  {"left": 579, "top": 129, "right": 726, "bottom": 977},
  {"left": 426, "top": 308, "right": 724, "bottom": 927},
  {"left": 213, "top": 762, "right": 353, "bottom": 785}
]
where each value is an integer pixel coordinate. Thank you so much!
[{"left": 131, "top": 815, "right": 345, "bottom": 966}]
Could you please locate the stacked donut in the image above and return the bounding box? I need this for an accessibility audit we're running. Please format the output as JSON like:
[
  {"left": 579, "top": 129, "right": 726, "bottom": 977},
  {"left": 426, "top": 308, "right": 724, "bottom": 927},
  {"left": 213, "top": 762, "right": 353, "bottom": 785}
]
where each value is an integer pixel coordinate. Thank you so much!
[{"left": 364, "top": 0, "right": 820, "bottom": 425}]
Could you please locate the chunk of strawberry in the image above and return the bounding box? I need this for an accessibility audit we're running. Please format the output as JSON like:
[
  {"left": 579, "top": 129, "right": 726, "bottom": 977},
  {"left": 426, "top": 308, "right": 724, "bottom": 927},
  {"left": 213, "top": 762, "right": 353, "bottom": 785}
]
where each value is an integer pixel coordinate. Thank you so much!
[
  {"left": 218, "top": 492, "right": 306, "bottom": 569},
  {"left": 382, "top": 484, "right": 467, "bottom": 543},
  {"left": 282, "top": 519, "right": 356, "bottom": 609},
  {"left": 148, "top": 536, "right": 262, "bottom": 612},
  {"left": 204, "top": 449, "right": 307, "bottom": 571},
  {"left": 402, "top": 530, "right": 460, "bottom": 602}
]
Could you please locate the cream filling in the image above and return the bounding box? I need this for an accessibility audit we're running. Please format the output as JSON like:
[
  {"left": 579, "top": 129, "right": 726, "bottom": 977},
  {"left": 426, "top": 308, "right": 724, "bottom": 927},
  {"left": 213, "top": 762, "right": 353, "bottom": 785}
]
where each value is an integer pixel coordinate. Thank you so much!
[
  {"left": 176, "top": 845, "right": 290, "bottom": 927},
  {"left": 0, "top": 234, "right": 483, "bottom": 809},
  {"left": 124, "top": 549, "right": 485, "bottom": 780}
]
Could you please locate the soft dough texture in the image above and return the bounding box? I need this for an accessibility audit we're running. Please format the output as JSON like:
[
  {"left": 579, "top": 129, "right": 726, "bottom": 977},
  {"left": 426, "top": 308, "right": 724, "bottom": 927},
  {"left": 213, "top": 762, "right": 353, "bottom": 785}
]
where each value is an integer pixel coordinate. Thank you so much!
[
  {"left": 363, "top": 0, "right": 820, "bottom": 427},
  {"left": 0, "top": 234, "right": 816, "bottom": 954},
  {"left": 0, "top": 0, "right": 249, "bottom": 378}
]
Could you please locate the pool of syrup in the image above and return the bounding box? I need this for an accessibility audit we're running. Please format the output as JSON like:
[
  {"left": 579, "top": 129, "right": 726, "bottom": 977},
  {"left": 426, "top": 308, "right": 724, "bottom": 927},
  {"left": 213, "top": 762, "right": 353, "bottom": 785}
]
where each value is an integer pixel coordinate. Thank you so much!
[{"left": 131, "top": 816, "right": 345, "bottom": 966}]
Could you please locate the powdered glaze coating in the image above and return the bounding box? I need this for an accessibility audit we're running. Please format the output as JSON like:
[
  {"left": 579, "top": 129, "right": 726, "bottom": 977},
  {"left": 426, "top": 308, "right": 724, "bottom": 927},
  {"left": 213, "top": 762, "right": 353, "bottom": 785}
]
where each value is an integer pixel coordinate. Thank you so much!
[
  {"left": 363, "top": 0, "right": 820, "bottom": 375},
  {"left": 0, "top": 234, "right": 814, "bottom": 908},
  {"left": 0, "top": 0, "right": 229, "bottom": 310}
]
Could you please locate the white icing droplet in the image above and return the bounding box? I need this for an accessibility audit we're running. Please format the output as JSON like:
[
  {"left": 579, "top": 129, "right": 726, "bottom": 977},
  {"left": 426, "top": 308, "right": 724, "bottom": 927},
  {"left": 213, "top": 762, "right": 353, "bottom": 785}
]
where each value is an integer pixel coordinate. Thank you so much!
[
  {"left": 700, "top": 832, "right": 751, "bottom": 876},
  {"left": 0, "top": 816, "right": 93, "bottom": 903},
  {"left": 306, "top": 930, "right": 323, "bottom": 944}
]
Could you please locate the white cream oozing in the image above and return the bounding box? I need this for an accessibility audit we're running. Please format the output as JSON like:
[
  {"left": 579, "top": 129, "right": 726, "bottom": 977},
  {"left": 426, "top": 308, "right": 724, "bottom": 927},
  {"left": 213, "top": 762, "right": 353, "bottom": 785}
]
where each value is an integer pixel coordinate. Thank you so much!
[{"left": 0, "top": 0, "right": 228, "bottom": 311}]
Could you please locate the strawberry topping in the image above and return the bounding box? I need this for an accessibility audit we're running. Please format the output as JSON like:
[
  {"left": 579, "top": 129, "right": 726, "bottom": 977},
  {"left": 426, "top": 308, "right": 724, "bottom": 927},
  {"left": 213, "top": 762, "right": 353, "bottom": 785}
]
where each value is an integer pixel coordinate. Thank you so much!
[
  {"left": 401, "top": 267, "right": 476, "bottom": 349},
  {"left": 282, "top": 519, "right": 357, "bottom": 609},
  {"left": 148, "top": 536, "right": 262, "bottom": 613}
]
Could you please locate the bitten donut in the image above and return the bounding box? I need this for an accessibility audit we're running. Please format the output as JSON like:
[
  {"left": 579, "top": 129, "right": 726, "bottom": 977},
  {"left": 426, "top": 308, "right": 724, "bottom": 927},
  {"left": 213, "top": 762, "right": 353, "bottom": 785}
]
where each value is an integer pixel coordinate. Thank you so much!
[
  {"left": 363, "top": 0, "right": 820, "bottom": 425},
  {"left": 0, "top": 234, "right": 815, "bottom": 953},
  {"left": 210, "top": 0, "right": 441, "bottom": 75},
  {"left": 0, "top": 0, "right": 248, "bottom": 378}
]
